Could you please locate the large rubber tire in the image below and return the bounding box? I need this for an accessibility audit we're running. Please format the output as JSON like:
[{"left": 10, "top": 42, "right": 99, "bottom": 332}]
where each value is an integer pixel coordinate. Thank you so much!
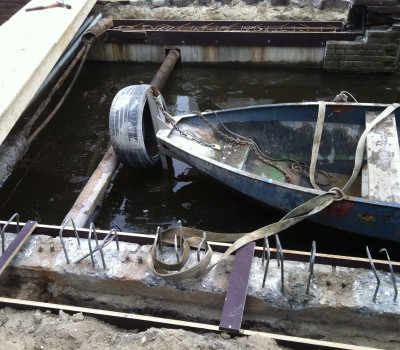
[{"left": 109, "top": 84, "right": 160, "bottom": 169}]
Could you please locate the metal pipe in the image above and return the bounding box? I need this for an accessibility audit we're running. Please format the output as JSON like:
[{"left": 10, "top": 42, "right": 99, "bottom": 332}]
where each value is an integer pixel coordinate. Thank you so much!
[
  {"left": 33, "top": 14, "right": 103, "bottom": 100},
  {"left": 66, "top": 15, "right": 95, "bottom": 51},
  {"left": 150, "top": 49, "right": 180, "bottom": 90}
]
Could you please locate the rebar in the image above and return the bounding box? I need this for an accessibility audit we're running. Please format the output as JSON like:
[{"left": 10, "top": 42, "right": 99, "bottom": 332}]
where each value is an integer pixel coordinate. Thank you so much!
[
  {"left": 174, "top": 234, "right": 180, "bottom": 263},
  {"left": 197, "top": 232, "right": 207, "bottom": 262},
  {"left": 262, "top": 237, "right": 270, "bottom": 288},
  {"left": 1, "top": 213, "right": 20, "bottom": 254},
  {"left": 275, "top": 235, "right": 284, "bottom": 294},
  {"left": 379, "top": 248, "right": 398, "bottom": 301},
  {"left": 59, "top": 218, "right": 80, "bottom": 264},
  {"left": 366, "top": 246, "right": 380, "bottom": 303},
  {"left": 114, "top": 23, "right": 340, "bottom": 33},
  {"left": 75, "top": 225, "right": 119, "bottom": 269},
  {"left": 306, "top": 241, "right": 316, "bottom": 295}
]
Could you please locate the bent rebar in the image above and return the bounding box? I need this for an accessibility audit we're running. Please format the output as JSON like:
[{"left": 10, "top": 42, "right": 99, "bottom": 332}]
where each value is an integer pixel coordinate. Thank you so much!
[
  {"left": 174, "top": 234, "right": 180, "bottom": 263},
  {"left": 197, "top": 232, "right": 207, "bottom": 262},
  {"left": 276, "top": 235, "right": 284, "bottom": 294},
  {"left": 379, "top": 248, "right": 398, "bottom": 301},
  {"left": 306, "top": 241, "right": 316, "bottom": 295},
  {"left": 1, "top": 213, "right": 20, "bottom": 254},
  {"left": 156, "top": 226, "right": 162, "bottom": 253},
  {"left": 59, "top": 218, "right": 80, "bottom": 264},
  {"left": 154, "top": 227, "right": 161, "bottom": 259},
  {"left": 366, "top": 246, "right": 380, "bottom": 302},
  {"left": 178, "top": 220, "right": 183, "bottom": 251},
  {"left": 75, "top": 225, "right": 119, "bottom": 269},
  {"left": 262, "top": 236, "right": 270, "bottom": 288}
]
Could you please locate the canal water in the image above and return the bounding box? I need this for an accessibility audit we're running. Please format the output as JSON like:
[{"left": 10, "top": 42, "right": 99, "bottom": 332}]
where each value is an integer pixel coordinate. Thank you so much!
[{"left": 1, "top": 62, "right": 400, "bottom": 260}]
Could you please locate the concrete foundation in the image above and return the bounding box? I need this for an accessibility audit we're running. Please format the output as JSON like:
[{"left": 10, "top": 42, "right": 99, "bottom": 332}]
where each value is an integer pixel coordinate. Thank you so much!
[{"left": 0, "top": 231, "right": 399, "bottom": 348}]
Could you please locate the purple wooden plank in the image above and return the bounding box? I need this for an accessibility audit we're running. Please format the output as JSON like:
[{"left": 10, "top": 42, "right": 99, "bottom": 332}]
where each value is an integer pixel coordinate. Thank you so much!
[
  {"left": 219, "top": 242, "right": 255, "bottom": 333},
  {"left": 0, "top": 220, "right": 37, "bottom": 275}
]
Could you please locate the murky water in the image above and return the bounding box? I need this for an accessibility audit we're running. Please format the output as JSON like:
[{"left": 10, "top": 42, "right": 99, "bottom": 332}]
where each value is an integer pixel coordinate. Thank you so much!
[{"left": 1, "top": 62, "right": 400, "bottom": 259}]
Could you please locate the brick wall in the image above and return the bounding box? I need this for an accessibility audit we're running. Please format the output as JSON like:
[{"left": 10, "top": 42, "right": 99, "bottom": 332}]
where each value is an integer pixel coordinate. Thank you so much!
[
  {"left": 324, "top": 0, "right": 400, "bottom": 72},
  {"left": 324, "top": 25, "right": 400, "bottom": 72}
]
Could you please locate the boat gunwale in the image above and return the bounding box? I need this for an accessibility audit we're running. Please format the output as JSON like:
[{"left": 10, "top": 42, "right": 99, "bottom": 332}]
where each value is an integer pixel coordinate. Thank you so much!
[{"left": 168, "top": 101, "right": 394, "bottom": 119}]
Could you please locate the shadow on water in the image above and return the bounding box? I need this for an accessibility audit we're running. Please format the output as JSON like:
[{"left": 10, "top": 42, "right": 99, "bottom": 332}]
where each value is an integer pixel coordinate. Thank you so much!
[{"left": 1, "top": 62, "right": 400, "bottom": 260}]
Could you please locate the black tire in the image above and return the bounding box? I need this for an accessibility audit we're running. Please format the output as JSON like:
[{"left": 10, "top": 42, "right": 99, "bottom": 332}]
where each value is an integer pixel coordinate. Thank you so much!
[{"left": 109, "top": 84, "right": 160, "bottom": 169}]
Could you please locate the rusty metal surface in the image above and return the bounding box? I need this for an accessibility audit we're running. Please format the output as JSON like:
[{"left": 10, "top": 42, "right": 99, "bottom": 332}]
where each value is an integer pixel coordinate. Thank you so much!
[
  {"left": 150, "top": 49, "right": 180, "bottom": 90},
  {"left": 0, "top": 220, "right": 37, "bottom": 275},
  {"left": 107, "top": 20, "right": 359, "bottom": 47},
  {"left": 219, "top": 242, "right": 255, "bottom": 333},
  {"left": 113, "top": 19, "right": 346, "bottom": 30}
]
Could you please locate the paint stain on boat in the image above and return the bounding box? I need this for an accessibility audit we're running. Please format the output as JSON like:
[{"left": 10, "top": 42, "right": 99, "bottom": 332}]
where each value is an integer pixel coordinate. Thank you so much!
[{"left": 357, "top": 213, "right": 375, "bottom": 222}]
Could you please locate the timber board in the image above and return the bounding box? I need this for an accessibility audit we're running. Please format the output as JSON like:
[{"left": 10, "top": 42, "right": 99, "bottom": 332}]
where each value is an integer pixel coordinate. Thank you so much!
[{"left": 0, "top": 0, "right": 96, "bottom": 145}]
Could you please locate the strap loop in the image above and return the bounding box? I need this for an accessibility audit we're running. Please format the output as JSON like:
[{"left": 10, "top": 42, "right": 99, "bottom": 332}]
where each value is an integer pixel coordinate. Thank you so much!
[{"left": 147, "top": 190, "right": 339, "bottom": 281}]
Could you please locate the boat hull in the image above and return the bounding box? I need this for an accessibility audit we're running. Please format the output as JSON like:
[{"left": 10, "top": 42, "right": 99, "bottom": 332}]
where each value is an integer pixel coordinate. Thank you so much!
[
  {"left": 156, "top": 101, "right": 400, "bottom": 243},
  {"left": 108, "top": 83, "right": 400, "bottom": 243}
]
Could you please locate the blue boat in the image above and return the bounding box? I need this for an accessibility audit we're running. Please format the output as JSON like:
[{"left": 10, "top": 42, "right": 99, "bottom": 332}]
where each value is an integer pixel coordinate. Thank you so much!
[{"left": 109, "top": 84, "right": 400, "bottom": 243}]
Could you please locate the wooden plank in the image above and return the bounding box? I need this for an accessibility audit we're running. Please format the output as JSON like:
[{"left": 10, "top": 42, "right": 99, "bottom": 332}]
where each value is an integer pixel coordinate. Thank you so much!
[
  {"left": 219, "top": 242, "right": 255, "bottom": 333},
  {"left": 365, "top": 111, "right": 400, "bottom": 203},
  {"left": 0, "top": 0, "right": 96, "bottom": 146},
  {"left": 0, "top": 297, "right": 383, "bottom": 350},
  {"left": 62, "top": 146, "right": 119, "bottom": 228},
  {"left": 0, "top": 220, "right": 37, "bottom": 275}
]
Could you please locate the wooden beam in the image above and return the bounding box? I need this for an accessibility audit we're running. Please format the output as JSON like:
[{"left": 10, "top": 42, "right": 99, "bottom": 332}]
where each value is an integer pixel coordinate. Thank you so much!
[
  {"left": 0, "top": 0, "right": 96, "bottom": 145},
  {"left": 0, "top": 297, "right": 384, "bottom": 350},
  {"left": 62, "top": 146, "right": 119, "bottom": 228}
]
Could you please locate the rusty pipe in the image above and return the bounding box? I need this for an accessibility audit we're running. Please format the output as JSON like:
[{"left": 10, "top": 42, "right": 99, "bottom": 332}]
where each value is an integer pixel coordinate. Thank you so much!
[{"left": 150, "top": 50, "right": 180, "bottom": 90}]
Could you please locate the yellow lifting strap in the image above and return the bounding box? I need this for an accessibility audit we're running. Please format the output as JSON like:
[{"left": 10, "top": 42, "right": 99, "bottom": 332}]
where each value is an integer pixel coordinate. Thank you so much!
[{"left": 147, "top": 189, "right": 342, "bottom": 281}]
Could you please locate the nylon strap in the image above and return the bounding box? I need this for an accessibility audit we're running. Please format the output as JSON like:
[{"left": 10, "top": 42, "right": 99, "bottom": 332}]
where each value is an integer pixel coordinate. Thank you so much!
[
  {"left": 309, "top": 102, "right": 326, "bottom": 190},
  {"left": 147, "top": 189, "right": 341, "bottom": 281}
]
